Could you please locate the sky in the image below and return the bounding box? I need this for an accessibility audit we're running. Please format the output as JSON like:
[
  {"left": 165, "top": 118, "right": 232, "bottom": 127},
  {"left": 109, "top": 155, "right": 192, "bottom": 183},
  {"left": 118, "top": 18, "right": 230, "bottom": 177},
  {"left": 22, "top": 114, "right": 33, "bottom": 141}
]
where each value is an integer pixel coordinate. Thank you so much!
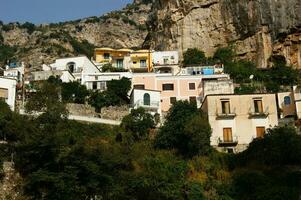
[{"left": 0, "top": 0, "right": 132, "bottom": 24}]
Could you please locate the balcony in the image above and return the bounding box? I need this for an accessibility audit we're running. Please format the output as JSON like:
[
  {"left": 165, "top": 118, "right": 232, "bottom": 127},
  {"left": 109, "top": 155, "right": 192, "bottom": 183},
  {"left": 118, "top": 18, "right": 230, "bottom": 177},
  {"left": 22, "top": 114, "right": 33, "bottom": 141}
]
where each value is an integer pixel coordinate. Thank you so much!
[
  {"left": 218, "top": 137, "right": 238, "bottom": 147},
  {"left": 248, "top": 107, "right": 269, "bottom": 118},
  {"left": 133, "top": 100, "right": 160, "bottom": 110},
  {"left": 216, "top": 108, "right": 236, "bottom": 119}
]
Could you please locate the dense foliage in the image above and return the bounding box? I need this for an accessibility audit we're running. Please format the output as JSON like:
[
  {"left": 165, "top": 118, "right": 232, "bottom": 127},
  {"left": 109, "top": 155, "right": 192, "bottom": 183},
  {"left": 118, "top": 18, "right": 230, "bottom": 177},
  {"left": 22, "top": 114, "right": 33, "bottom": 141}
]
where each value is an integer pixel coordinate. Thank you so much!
[
  {"left": 155, "top": 101, "right": 212, "bottom": 157},
  {"left": 1, "top": 97, "right": 301, "bottom": 199},
  {"left": 183, "top": 48, "right": 207, "bottom": 66},
  {"left": 89, "top": 77, "right": 131, "bottom": 112}
]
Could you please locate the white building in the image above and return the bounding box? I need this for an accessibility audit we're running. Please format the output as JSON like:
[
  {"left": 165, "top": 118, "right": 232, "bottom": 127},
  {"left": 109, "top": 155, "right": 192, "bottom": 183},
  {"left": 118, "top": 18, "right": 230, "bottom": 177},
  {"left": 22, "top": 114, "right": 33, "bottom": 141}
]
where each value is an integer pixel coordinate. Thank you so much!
[
  {"left": 201, "top": 93, "right": 279, "bottom": 153},
  {"left": 0, "top": 77, "right": 17, "bottom": 111},
  {"left": 152, "top": 51, "right": 180, "bottom": 74},
  {"left": 30, "top": 70, "right": 75, "bottom": 83},
  {"left": 131, "top": 89, "right": 161, "bottom": 115},
  {"left": 50, "top": 56, "right": 100, "bottom": 81},
  {"left": 81, "top": 72, "right": 132, "bottom": 91},
  {"left": 3, "top": 62, "right": 25, "bottom": 82}
]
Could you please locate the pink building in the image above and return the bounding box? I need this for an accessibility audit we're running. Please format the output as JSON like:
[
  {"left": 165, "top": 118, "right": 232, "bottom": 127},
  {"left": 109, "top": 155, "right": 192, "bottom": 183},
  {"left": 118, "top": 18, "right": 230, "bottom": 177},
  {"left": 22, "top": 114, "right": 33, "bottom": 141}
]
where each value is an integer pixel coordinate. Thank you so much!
[{"left": 132, "top": 73, "right": 230, "bottom": 113}]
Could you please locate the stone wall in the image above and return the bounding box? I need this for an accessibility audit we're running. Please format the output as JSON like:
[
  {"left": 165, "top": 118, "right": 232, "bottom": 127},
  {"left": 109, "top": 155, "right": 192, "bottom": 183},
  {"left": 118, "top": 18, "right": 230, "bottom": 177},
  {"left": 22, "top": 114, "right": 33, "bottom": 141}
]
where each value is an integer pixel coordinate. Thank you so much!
[
  {"left": 101, "top": 105, "right": 129, "bottom": 121},
  {"left": 67, "top": 103, "right": 98, "bottom": 117}
]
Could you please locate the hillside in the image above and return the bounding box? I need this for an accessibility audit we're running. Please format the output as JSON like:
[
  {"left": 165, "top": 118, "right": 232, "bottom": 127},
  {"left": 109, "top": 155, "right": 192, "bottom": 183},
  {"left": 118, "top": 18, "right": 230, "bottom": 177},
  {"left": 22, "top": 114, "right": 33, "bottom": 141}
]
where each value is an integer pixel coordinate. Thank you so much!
[
  {"left": 145, "top": 0, "right": 301, "bottom": 68},
  {"left": 0, "top": 1, "right": 151, "bottom": 68}
]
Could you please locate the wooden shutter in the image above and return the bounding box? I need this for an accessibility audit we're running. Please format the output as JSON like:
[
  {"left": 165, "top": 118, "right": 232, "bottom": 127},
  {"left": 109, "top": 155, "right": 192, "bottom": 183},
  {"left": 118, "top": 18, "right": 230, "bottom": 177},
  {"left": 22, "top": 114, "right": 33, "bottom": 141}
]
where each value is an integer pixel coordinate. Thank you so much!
[
  {"left": 0, "top": 88, "right": 8, "bottom": 98},
  {"left": 223, "top": 128, "right": 233, "bottom": 142},
  {"left": 256, "top": 127, "right": 265, "bottom": 138}
]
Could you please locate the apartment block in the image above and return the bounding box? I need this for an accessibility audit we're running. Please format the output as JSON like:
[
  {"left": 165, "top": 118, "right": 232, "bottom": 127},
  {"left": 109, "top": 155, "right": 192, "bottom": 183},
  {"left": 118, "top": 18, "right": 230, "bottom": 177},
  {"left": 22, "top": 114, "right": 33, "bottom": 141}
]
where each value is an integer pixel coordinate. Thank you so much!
[{"left": 201, "top": 94, "right": 279, "bottom": 153}]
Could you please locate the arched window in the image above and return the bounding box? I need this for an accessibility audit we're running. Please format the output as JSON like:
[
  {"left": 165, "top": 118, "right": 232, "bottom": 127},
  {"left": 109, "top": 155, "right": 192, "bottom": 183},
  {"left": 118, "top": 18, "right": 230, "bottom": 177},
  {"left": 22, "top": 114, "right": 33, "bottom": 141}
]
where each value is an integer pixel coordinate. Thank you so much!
[
  {"left": 284, "top": 96, "right": 291, "bottom": 105},
  {"left": 67, "top": 62, "right": 76, "bottom": 73},
  {"left": 143, "top": 93, "right": 150, "bottom": 106}
]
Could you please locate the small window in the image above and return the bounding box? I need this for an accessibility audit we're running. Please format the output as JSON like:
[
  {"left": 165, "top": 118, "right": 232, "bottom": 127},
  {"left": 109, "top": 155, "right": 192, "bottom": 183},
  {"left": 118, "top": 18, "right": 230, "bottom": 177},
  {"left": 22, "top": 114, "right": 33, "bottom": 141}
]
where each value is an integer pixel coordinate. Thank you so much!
[
  {"left": 140, "top": 60, "right": 147, "bottom": 68},
  {"left": 99, "top": 82, "right": 106, "bottom": 91},
  {"left": 189, "top": 96, "right": 197, "bottom": 103},
  {"left": 104, "top": 53, "right": 110, "bottom": 59},
  {"left": 92, "top": 82, "right": 97, "bottom": 90},
  {"left": 223, "top": 128, "right": 233, "bottom": 142},
  {"left": 67, "top": 62, "right": 76, "bottom": 73},
  {"left": 170, "top": 97, "right": 177, "bottom": 104},
  {"left": 254, "top": 99, "right": 263, "bottom": 113},
  {"left": 221, "top": 101, "right": 230, "bottom": 114},
  {"left": 284, "top": 96, "right": 291, "bottom": 105},
  {"left": 95, "top": 76, "right": 98, "bottom": 80},
  {"left": 162, "top": 84, "right": 174, "bottom": 91},
  {"left": 134, "top": 84, "right": 145, "bottom": 90},
  {"left": 116, "top": 59, "right": 124, "bottom": 68},
  {"left": 143, "top": 93, "right": 150, "bottom": 106},
  {"left": 256, "top": 127, "right": 265, "bottom": 138},
  {"left": 133, "top": 61, "right": 137, "bottom": 64},
  {"left": 189, "top": 83, "right": 196, "bottom": 90}
]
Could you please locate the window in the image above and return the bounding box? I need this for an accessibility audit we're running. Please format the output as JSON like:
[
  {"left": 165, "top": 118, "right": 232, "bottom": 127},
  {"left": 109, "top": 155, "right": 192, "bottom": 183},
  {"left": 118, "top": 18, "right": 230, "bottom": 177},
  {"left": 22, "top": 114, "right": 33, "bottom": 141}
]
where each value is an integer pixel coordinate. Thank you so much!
[
  {"left": 170, "top": 97, "right": 177, "bottom": 104},
  {"left": 104, "top": 53, "right": 110, "bottom": 59},
  {"left": 189, "top": 96, "right": 197, "bottom": 103},
  {"left": 133, "top": 61, "right": 137, "bottom": 64},
  {"left": 284, "top": 96, "right": 291, "bottom": 105},
  {"left": 143, "top": 93, "right": 150, "bottom": 106},
  {"left": 92, "top": 82, "right": 97, "bottom": 90},
  {"left": 99, "top": 82, "right": 106, "bottom": 91},
  {"left": 163, "top": 57, "right": 169, "bottom": 64},
  {"left": 95, "top": 76, "right": 98, "bottom": 80},
  {"left": 134, "top": 84, "right": 145, "bottom": 90},
  {"left": 223, "top": 128, "right": 233, "bottom": 142},
  {"left": 256, "top": 127, "right": 265, "bottom": 138},
  {"left": 162, "top": 84, "right": 174, "bottom": 91},
  {"left": 67, "top": 62, "right": 76, "bottom": 73},
  {"left": 0, "top": 88, "right": 8, "bottom": 99},
  {"left": 221, "top": 100, "right": 230, "bottom": 114},
  {"left": 116, "top": 59, "right": 124, "bottom": 68},
  {"left": 140, "top": 60, "right": 147, "bottom": 68},
  {"left": 189, "top": 83, "right": 196, "bottom": 90},
  {"left": 254, "top": 99, "right": 263, "bottom": 113}
]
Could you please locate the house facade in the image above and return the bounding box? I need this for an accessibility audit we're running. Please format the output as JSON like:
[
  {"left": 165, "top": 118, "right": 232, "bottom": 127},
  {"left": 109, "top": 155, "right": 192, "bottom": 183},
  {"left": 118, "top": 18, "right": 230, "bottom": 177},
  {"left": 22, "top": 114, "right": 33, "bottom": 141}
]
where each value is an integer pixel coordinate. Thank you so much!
[
  {"left": 201, "top": 94, "right": 279, "bottom": 153},
  {"left": 50, "top": 56, "right": 100, "bottom": 81},
  {"left": 81, "top": 72, "right": 132, "bottom": 91},
  {"left": 131, "top": 89, "right": 161, "bottom": 115},
  {"left": 130, "top": 50, "right": 153, "bottom": 72},
  {"left": 152, "top": 51, "right": 180, "bottom": 74},
  {"left": 0, "top": 77, "right": 17, "bottom": 111},
  {"left": 94, "top": 48, "right": 132, "bottom": 70},
  {"left": 132, "top": 73, "right": 230, "bottom": 113}
]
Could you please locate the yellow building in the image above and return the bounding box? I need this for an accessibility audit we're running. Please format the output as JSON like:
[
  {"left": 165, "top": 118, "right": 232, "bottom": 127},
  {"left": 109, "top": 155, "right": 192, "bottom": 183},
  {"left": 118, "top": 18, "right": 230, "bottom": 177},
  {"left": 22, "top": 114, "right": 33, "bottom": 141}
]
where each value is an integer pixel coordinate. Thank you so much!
[
  {"left": 130, "top": 50, "right": 153, "bottom": 72},
  {"left": 94, "top": 48, "right": 133, "bottom": 69}
]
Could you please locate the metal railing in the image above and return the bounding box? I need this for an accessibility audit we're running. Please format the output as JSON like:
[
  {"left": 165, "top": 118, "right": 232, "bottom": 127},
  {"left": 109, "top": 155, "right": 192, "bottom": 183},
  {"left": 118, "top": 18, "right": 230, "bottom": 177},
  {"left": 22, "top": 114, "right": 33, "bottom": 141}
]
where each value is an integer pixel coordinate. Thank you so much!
[{"left": 134, "top": 100, "right": 160, "bottom": 109}]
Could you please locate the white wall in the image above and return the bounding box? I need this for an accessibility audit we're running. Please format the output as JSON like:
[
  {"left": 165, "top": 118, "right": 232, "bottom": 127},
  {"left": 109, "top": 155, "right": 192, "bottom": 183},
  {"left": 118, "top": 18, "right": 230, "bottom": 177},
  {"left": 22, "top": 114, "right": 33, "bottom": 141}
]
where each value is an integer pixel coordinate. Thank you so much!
[
  {"left": 0, "top": 78, "right": 17, "bottom": 111},
  {"left": 152, "top": 51, "right": 179, "bottom": 65},
  {"left": 131, "top": 89, "right": 161, "bottom": 115}
]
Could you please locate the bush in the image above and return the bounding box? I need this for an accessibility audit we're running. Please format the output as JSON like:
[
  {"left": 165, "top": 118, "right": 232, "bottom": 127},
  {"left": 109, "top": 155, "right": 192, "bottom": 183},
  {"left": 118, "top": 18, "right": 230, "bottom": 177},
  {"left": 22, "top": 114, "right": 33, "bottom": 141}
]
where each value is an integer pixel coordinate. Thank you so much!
[
  {"left": 183, "top": 48, "right": 207, "bottom": 65},
  {"left": 62, "top": 82, "right": 89, "bottom": 104},
  {"left": 154, "top": 101, "right": 212, "bottom": 157}
]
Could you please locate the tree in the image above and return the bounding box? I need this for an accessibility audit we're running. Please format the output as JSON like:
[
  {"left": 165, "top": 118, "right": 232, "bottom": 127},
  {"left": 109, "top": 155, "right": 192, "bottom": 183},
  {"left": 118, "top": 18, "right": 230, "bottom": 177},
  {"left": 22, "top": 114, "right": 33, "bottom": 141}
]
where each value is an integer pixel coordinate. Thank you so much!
[
  {"left": 62, "top": 81, "right": 89, "bottom": 104},
  {"left": 120, "top": 108, "right": 155, "bottom": 141},
  {"left": 183, "top": 48, "right": 207, "bottom": 65},
  {"left": 25, "top": 80, "right": 68, "bottom": 120},
  {"left": 154, "top": 101, "right": 212, "bottom": 157},
  {"left": 106, "top": 77, "right": 131, "bottom": 103},
  {"left": 213, "top": 47, "right": 235, "bottom": 65}
]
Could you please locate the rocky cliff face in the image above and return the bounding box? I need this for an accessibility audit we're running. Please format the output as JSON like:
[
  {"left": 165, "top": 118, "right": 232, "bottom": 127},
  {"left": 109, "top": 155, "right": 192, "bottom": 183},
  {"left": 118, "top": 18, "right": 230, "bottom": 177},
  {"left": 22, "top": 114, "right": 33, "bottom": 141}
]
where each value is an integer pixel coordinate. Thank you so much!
[
  {"left": 0, "top": 1, "right": 151, "bottom": 68},
  {"left": 146, "top": 0, "right": 301, "bottom": 68}
]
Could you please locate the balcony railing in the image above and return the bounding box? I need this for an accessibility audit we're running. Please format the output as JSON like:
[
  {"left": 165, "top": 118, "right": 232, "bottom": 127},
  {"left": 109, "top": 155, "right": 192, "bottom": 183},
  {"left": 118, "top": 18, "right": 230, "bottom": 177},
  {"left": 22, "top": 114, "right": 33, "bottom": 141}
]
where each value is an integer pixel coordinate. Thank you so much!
[
  {"left": 248, "top": 107, "right": 269, "bottom": 118},
  {"left": 133, "top": 100, "right": 160, "bottom": 109},
  {"left": 216, "top": 108, "right": 236, "bottom": 119},
  {"left": 218, "top": 136, "right": 238, "bottom": 147}
]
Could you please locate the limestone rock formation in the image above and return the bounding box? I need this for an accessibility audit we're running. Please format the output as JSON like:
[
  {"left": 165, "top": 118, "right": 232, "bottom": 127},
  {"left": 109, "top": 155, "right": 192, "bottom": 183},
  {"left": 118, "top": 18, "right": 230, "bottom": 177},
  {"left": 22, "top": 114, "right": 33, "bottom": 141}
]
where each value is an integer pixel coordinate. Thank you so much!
[
  {"left": 0, "top": 1, "right": 151, "bottom": 68},
  {"left": 145, "top": 0, "right": 301, "bottom": 68}
]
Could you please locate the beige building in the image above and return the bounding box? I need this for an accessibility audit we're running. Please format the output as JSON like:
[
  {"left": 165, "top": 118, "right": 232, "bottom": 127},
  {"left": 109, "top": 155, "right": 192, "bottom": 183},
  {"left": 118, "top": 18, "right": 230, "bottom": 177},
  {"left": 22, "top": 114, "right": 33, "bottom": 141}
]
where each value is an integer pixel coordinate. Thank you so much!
[
  {"left": 277, "top": 86, "right": 301, "bottom": 120},
  {"left": 201, "top": 94, "right": 279, "bottom": 153}
]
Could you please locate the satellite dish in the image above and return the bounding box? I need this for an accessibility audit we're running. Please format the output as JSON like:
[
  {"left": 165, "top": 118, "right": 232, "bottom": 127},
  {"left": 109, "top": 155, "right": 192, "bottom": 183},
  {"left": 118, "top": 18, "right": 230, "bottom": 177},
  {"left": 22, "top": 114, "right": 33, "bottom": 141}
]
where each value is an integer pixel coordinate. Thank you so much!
[{"left": 249, "top": 75, "right": 254, "bottom": 80}]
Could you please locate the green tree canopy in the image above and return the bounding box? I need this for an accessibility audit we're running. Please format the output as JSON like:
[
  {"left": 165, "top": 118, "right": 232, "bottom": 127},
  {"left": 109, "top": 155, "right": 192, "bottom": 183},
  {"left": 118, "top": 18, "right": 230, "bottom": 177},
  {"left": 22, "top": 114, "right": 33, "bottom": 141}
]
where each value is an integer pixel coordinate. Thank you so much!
[
  {"left": 154, "top": 101, "right": 212, "bottom": 157},
  {"left": 183, "top": 48, "right": 207, "bottom": 65}
]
